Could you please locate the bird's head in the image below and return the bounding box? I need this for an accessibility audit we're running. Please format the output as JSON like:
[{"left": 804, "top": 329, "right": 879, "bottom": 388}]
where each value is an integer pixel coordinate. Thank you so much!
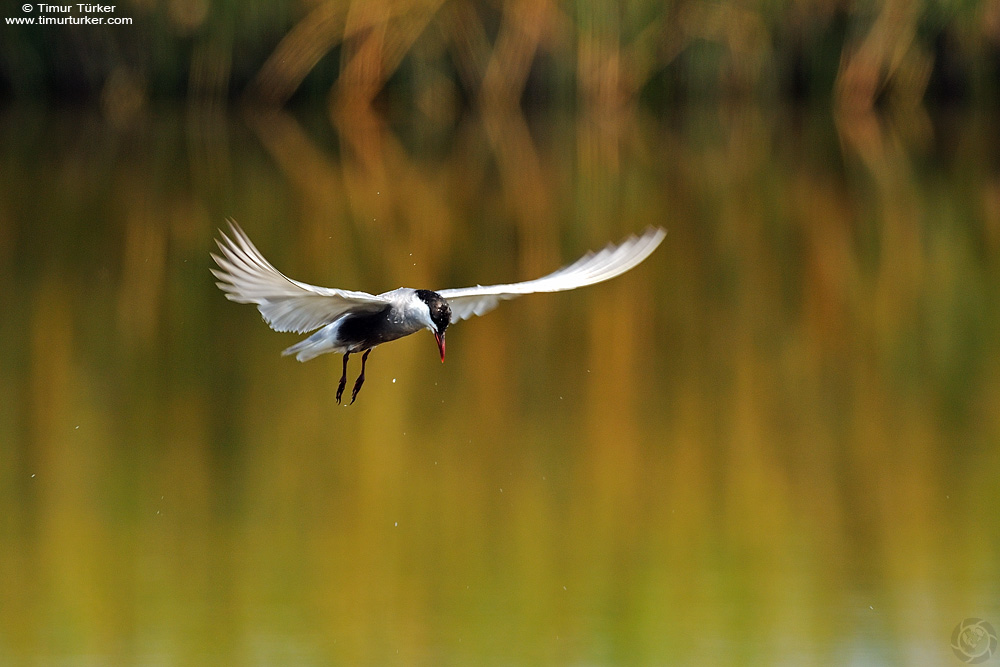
[{"left": 414, "top": 289, "right": 452, "bottom": 362}]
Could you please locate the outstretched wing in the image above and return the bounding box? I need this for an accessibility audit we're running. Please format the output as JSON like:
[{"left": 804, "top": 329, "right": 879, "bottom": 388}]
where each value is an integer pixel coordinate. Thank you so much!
[
  {"left": 211, "top": 220, "right": 388, "bottom": 334},
  {"left": 438, "top": 227, "right": 665, "bottom": 322}
]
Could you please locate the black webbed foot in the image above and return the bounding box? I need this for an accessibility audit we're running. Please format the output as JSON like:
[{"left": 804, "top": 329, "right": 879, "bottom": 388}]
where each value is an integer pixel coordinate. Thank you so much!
[
  {"left": 350, "top": 349, "right": 372, "bottom": 405},
  {"left": 336, "top": 352, "right": 350, "bottom": 404}
]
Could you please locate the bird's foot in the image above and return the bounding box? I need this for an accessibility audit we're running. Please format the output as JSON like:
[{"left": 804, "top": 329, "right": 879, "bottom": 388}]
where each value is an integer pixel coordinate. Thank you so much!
[
  {"left": 349, "top": 349, "right": 372, "bottom": 405},
  {"left": 336, "top": 353, "right": 350, "bottom": 404},
  {"left": 350, "top": 375, "right": 365, "bottom": 404}
]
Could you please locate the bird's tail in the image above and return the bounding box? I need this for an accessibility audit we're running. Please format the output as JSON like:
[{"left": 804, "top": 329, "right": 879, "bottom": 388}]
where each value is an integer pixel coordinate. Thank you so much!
[{"left": 282, "top": 327, "right": 340, "bottom": 362}]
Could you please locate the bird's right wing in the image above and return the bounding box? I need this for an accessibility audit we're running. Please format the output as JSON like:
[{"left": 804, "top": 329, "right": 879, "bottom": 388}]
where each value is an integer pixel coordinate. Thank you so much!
[
  {"left": 438, "top": 227, "right": 665, "bottom": 322},
  {"left": 211, "top": 220, "right": 388, "bottom": 334}
]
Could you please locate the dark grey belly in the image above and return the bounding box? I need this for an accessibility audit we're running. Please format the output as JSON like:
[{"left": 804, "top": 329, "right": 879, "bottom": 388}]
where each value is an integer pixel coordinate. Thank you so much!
[{"left": 338, "top": 307, "right": 416, "bottom": 351}]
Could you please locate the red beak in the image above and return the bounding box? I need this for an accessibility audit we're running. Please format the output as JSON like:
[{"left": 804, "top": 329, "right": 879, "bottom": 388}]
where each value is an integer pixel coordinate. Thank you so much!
[{"left": 434, "top": 332, "right": 446, "bottom": 362}]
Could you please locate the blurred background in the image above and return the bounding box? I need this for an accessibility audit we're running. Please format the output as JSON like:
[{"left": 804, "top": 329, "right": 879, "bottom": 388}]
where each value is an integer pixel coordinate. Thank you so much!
[
  {"left": 2, "top": 0, "right": 1000, "bottom": 110},
  {"left": 2, "top": 0, "right": 1000, "bottom": 664}
]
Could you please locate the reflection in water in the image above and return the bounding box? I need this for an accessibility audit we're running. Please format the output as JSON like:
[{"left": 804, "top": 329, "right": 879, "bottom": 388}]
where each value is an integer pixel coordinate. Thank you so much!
[{"left": 1, "top": 104, "right": 998, "bottom": 664}]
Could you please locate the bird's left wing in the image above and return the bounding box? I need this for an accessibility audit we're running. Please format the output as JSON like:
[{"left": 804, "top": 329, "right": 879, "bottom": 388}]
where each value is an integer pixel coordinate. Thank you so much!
[
  {"left": 438, "top": 227, "right": 665, "bottom": 322},
  {"left": 211, "top": 220, "right": 388, "bottom": 334}
]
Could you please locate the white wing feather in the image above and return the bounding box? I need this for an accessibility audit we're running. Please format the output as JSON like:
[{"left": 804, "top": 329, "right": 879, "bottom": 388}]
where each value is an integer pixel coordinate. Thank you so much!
[
  {"left": 438, "top": 227, "right": 665, "bottom": 322},
  {"left": 211, "top": 220, "right": 387, "bottom": 334}
]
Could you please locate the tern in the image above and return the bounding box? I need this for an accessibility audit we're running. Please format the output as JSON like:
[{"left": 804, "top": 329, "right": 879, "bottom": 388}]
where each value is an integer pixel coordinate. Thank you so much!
[{"left": 212, "top": 221, "right": 665, "bottom": 404}]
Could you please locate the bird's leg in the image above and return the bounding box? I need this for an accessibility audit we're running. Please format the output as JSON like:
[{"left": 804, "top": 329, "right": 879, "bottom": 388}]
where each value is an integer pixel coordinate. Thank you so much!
[
  {"left": 350, "top": 349, "right": 372, "bottom": 404},
  {"left": 336, "top": 352, "right": 351, "bottom": 404}
]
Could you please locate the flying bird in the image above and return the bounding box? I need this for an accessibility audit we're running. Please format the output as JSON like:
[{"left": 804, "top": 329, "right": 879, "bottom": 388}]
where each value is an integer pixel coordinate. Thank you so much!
[{"left": 211, "top": 221, "right": 665, "bottom": 404}]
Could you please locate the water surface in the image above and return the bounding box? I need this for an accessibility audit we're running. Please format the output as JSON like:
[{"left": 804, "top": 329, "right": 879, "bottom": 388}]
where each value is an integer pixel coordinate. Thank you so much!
[{"left": 1, "top": 104, "right": 998, "bottom": 665}]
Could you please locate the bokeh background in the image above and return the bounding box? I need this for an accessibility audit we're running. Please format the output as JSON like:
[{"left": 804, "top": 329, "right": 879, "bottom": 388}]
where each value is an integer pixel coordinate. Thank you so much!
[
  {"left": 3, "top": 0, "right": 1000, "bottom": 110},
  {"left": 2, "top": 0, "right": 1000, "bottom": 664}
]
